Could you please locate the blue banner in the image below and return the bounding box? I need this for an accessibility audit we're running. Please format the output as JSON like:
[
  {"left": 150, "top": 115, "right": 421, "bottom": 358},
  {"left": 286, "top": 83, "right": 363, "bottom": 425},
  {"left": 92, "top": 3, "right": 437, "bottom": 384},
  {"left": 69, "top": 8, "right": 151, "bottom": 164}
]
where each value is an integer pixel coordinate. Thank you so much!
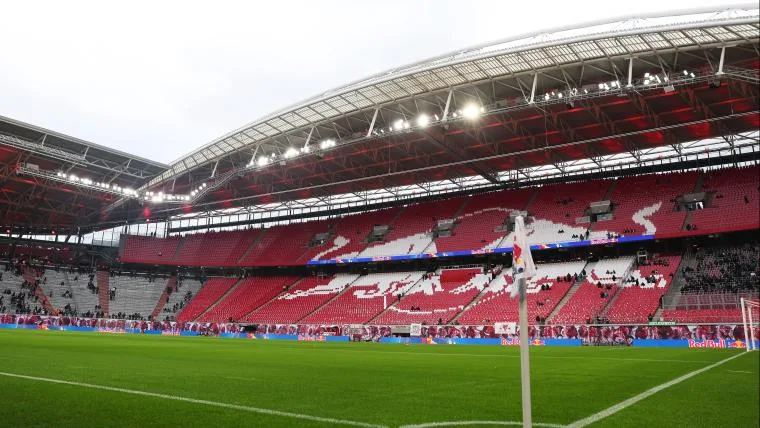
[{"left": 307, "top": 234, "right": 654, "bottom": 265}]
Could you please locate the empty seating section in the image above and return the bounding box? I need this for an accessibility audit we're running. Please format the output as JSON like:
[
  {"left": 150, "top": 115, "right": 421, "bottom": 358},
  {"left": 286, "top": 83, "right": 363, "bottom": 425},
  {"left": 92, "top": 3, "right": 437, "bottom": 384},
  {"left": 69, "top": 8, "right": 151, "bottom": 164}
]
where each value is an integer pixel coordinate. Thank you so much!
[
  {"left": 174, "top": 229, "right": 260, "bottom": 266},
  {"left": 176, "top": 277, "right": 237, "bottom": 322},
  {"left": 375, "top": 268, "right": 489, "bottom": 325},
  {"left": 605, "top": 255, "right": 681, "bottom": 324},
  {"left": 302, "top": 272, "right": 423, "bottom": 324},
  {"left": 108, "top": 275, "right": 166, "bottom": 318},
  {"left": 595, "top": 172, "right": 697, "bottom": 235},
  {"left": 435, "top": 189, "right": 534, "bottom": 253},
  {"left": 551, "top": 257, "right": 635, "bottom": 324},
  {"left": 304, "top": 209, "right": 401, "bottom": 261},
  {"left": 360, "top": 199, "right": 464, "bottom": 257},
  {"left": 199, "top": 276, "right": 299, "bottom": 322},
  {"left": 239, "top": 221, "right": 330, "bottom": 266},
  {"left": 689, "top": 167, "right": 760, "bottom": 231},
  {"left": 245, "top": 274, "right": 359, "bottom": 323},
  {"left": 121, "top": 236, "right": 181, "bottom": 264},
  {"left": 457, "top": 261, "right": 585, "bottom": 324},
  {"left": 527, "top": 180, "right": 611, "bottom": 244}
]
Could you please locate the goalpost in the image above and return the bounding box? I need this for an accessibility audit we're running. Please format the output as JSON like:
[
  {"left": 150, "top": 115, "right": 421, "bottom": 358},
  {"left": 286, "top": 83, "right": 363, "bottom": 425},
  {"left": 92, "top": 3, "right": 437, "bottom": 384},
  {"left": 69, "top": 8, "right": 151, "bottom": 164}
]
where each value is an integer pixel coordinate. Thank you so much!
[{"left": 740, "top": 298, "right": 759, "bottom": 352}]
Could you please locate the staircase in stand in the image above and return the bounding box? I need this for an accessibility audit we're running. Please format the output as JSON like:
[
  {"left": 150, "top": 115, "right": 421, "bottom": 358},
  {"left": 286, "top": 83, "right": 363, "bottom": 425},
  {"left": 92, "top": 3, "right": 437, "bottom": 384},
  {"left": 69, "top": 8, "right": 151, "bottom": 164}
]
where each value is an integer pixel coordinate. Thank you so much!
[
  {"left": 680, "top": 173, "right": 706, "bottom": 231},
  {"left": 366, "top": 273, "right": 427, "bottom": 323},
  {"left": 653, "top": 253, "right": 694, "bottom": 320},
  {"left": 546, "top": 261, "right": 592, "bottom": 323},
  {"left": 295, "top": 275, "right": 362, "bottom": 323},
  {"left": 22, "top": 268, "right": 54, "bottom": 313},
  {"left": 172, "top": 238, "right": 186, "bottom": 260},
  {"left": 236, "top": 229, "right": 269, "bottom": 265},
  {"left": 151, "top": 276, "right": 176, "bottom": 320},
  {"left": 240, "top": 277, "right": 304, "bottom": 320},
  {"left": 449, "top": 267, "right": 504, "bottom": 323},
  {"left": 597, "top": 258, "right": 636, "bottom": 319},
  {"left": 192, "top": 278, "right": 244, "bottom": 322},
  {"left": 602, "top": 179, "right": 618, "bottom": 201},
  {"left": 96, "top": 270, "right": 110, "bottom": 315}
]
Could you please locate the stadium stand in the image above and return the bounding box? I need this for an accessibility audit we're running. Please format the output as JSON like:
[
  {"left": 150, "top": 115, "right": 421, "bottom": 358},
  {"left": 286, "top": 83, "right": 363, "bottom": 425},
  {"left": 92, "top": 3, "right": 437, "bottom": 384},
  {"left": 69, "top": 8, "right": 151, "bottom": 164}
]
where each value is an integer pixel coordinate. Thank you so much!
[
  {"left": 592, "top": 172, "right": 697, "bottom": 236},
  {"left": 434, "top": 189, "right": 534, "bottom": 253},
  {"left": 108, "top": 275, "right": 166, "bottom": 319},
  {"left": 550, "top": 257, "right": 635, "bottom": 324},
  {"left": 163, "top": 277, "right": 204, "bottom": 319},
  {"left": 176, "top": 277, "right": 238, "bottom": 322},
  {"left": 198, "top": 275, "right": 299, "bottom": 322},
  {"left": 688, "top": 167, "right": 760, "bottom": 232},
  {"left": 679, "top": 244, "right": 759, "bottom": 293},
  {"left": 373, "top": 268, "right": 490, "bottom": 325},
  {"left": 238, "top": 221, "right": 330, "bottom": 266},
  {"left": 604, "top": 255, "right": 681, "bottom": 324},
  {"left": 303, "top": 209, "right": 401, "bottom": 261},
  {"left": 457, "top": 261, "right": 586, "bottom": 324},
  {"left": 301, "top": 271, "right": 424, "bottom": 324},
  {"left": 121, "top": 236, "right": 182, "bottom": 264},
  {"left": 174, "top": 229, "right": 261, "bottom": 266},
  {"left": 245, "top": 274, "right": 359, "bottom": 323}
]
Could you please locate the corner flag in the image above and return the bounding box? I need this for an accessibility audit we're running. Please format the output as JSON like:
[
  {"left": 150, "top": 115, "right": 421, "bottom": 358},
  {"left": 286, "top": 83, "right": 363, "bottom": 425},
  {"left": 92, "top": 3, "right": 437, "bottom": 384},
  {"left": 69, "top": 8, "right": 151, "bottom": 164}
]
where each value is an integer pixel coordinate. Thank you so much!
[
  {"left": 511, "top": 215, "right": 535, "bottom": 428},
  {"left": 510, "top": 215, "right": 536, "bottom": 298}
]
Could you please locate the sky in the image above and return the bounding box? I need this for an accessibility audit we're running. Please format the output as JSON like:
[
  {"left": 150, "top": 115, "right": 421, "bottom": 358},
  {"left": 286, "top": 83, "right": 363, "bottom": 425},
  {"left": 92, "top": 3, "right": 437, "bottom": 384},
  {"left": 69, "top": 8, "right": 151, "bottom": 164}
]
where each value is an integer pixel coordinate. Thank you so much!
[{"left": 0, "top": 0, "right": 735, "bottom": 165}]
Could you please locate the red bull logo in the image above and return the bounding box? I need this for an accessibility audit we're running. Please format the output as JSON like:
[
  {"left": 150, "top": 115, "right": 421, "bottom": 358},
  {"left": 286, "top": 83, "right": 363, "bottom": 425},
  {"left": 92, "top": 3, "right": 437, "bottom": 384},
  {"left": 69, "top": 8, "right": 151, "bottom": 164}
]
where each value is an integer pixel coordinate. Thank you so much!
[
  {"left": 531, "top": 339, "right": 545, "bottom": 346},
  {"left": 687, "top": 339, "right": 726, "bottom": 348},
  {"left": 501, "top": 337, "right": 520, "bottom": 346},
  {"left": 731, "top": 340, "right": 746, "bottom": 349}
]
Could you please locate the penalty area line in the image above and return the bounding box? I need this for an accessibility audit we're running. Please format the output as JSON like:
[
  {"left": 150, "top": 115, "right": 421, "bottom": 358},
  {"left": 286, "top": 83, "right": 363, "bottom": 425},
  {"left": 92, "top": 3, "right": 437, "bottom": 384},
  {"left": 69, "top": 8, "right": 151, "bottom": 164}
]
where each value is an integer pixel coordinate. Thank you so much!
[
  {"left": 0, "top": 371, "right": 387, "bottom": 428},
  {"left": 566, "top": 351, "right": 749, "bottom": 428}
]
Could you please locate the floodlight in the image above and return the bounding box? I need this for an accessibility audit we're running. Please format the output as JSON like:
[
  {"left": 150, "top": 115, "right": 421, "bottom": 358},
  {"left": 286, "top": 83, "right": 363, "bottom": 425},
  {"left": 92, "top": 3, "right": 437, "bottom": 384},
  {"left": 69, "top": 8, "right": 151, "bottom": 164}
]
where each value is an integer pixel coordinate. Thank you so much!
[
  {"left": 257, "top": 156, "right": 270, "bottom": 166},
  {"left": 284, "top": 148, "right": 299, "bottom": 158},
  {"left": 416, "top": 114, "right": 430, "bottom": 128},
  {"left": 393, "top": 119, "right": 404, "bottom": 131},
  {"left": 461, "top": 103, "right": 480, "bottom": 119}
]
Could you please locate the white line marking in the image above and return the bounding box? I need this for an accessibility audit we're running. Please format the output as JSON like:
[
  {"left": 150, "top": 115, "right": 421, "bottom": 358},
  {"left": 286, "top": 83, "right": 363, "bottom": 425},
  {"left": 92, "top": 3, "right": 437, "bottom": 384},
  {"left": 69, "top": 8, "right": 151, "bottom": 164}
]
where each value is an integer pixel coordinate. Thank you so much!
[
  {"left": 314, "top": 348, "right": 711, "bottom": 364},
  {"left": 727, "top": 370, "right": 753, "bottom": 374},
  {"left": 0, "top": 371, "right": 386, "bottom": 428},
  {"left": 566, "top": 352, "right": 748, "bottom": 428},
  {"left": 399, "top": 421, "right": 565, "bottom": 428}
]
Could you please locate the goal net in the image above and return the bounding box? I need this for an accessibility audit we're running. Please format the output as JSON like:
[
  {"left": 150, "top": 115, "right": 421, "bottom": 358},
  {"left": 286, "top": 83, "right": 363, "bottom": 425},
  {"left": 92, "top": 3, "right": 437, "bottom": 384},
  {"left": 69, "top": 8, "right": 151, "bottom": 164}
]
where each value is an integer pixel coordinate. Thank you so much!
[{"left": 740, "top": 298, "right": 759, "bottom": 352}]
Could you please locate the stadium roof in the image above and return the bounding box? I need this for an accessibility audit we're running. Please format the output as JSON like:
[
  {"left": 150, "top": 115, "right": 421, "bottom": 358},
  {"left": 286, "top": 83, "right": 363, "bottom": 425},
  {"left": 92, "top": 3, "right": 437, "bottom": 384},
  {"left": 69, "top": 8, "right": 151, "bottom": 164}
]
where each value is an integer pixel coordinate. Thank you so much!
[
  {"left": 0, "top": 115, "right": 167, "bottom": 233},
  {"left": 1, "top": 4, "right": 759, "bottom": 232}
]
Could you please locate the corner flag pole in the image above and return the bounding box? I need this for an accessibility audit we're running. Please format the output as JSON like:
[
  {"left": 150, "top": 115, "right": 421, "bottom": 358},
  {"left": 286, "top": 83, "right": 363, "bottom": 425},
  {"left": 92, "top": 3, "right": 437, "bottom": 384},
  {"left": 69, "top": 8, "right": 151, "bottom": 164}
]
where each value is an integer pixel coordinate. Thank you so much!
[{"left": 518, "top": 275, "right": 532, "bottom": 428}]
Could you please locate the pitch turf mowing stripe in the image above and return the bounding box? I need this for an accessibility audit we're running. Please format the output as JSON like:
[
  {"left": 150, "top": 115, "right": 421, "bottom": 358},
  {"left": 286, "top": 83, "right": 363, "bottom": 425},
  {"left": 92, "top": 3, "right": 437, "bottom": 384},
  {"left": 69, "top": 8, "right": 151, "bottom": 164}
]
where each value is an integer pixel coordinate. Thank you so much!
[
  {"left": 565, "top": 351, "right": 750, "bottom": 428},
  {"left": 0, "top": 371, "right": 387, "bottom": 428}
]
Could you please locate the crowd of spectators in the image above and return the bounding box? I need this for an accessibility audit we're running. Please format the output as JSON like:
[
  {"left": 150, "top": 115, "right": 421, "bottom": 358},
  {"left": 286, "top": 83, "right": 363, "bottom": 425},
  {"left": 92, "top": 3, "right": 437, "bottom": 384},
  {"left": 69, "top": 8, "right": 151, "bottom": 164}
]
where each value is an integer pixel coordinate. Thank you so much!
[{"left": 680, "top": 244, "right": 759, "bottom": 293}]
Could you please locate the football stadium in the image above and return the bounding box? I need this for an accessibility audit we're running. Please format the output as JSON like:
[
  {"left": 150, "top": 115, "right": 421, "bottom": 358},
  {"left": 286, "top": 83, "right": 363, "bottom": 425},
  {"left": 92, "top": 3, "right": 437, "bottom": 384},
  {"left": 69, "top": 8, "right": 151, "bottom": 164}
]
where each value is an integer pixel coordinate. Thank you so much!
[{"left": 1, "top": 4, "right": 759, "bottom": 428}]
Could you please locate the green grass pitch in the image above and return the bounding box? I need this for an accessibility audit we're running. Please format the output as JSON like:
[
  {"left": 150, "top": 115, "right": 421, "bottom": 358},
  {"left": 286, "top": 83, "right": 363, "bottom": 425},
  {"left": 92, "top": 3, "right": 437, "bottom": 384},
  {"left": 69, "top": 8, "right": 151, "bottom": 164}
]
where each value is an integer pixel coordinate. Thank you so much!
[{"left": 0, "top": 329, "right": 757, "bottom": 428}]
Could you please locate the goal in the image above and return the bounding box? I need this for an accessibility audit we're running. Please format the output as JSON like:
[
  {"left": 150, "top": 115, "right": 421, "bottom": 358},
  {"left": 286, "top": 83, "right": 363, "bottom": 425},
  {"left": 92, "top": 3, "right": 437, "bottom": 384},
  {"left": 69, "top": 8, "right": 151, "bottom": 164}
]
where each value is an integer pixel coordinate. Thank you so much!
[{"left": 740, "top": 298, "right": 759, "bottom": 351}]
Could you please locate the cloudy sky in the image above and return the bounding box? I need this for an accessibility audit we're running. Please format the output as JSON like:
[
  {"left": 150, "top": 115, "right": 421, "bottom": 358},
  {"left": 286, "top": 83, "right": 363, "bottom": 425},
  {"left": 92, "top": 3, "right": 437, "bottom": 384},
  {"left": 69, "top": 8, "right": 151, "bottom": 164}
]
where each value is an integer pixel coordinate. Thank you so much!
[{"left": 0, "top": 0, "right": 733, "bottom": 164}]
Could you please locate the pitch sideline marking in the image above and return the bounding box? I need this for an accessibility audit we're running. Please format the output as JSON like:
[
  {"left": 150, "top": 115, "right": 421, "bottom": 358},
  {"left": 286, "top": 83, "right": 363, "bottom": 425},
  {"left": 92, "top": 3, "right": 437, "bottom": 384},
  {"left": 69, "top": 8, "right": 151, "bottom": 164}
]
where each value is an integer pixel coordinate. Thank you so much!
[
  {"left": 727, "top": 370, "right": 753, "bottom": 374},
  {"left": 400, "top": 421, "right": 565, "bottom": 427},
  {"left": 0, "top": 371, "right": 387, "bottom": 428},
  {"left": 566, "top": 351, "right": 749, "bottom": 428}
]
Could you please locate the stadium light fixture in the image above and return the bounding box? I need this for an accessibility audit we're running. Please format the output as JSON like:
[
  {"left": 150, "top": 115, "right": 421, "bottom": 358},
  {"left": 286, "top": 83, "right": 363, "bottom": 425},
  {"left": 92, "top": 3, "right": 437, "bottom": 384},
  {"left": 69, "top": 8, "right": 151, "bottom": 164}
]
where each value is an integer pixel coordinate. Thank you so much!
[
  {"left": 257, "top": 156, "right": 270, "bottom": 167},
  {"left": 284, "top": 147, "right": 299, "bottom": 158},
  {"left": 319, "top": 139, "right": 336, "bottom": 150},
  {"left": 392, "top": 119, "right": 404, "bottom": 131},
  {"left": 301, "top": 145, "right": 311, "bottom": 154},
  {"left": 416, "top": 114, "right": 430, "bottom": 128},
  {"left": 462, "top": 103, "right": 480, "bottom": 119}
]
